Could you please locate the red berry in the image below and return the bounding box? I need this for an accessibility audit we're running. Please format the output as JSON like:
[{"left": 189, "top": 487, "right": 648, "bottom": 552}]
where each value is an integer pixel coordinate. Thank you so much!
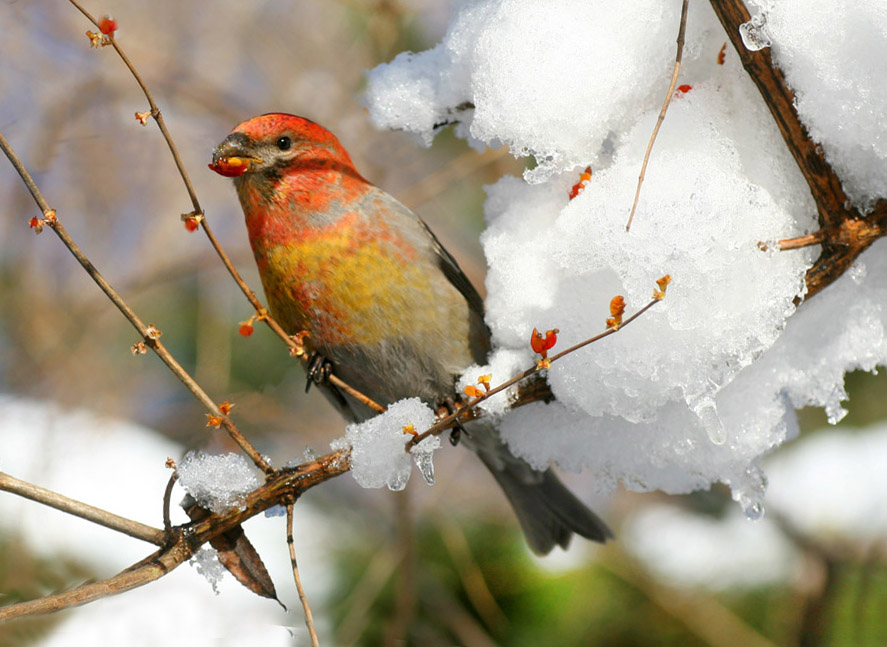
[{"left": 98, "top": 16, "right": 117, "bottom": 36}]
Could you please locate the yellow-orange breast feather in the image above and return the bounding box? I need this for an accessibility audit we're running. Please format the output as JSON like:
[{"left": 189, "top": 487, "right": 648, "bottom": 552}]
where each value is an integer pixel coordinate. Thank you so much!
[{"left": 260, "top": 227, "right": 438, "bottom": 347}]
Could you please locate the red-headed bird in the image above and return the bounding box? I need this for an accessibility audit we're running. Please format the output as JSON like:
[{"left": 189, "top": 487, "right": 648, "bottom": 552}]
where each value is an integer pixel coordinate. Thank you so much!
[{"left": 211, "top": 113, "right": 611, "bottom": 553}]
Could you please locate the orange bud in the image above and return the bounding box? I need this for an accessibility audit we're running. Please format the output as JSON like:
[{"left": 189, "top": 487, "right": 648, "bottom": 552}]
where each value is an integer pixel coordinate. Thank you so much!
[
  {"left": 181, "top": 212, "right": 203, "bottom": 232},
  {"left": 717, "top": 43, "right": 727, "bottom": 65},
  {"left": 98, "top": 15, "right": 117, "bottom": 36},
  {"left": 464, "top": 385, "right": 483, "bottom": 398},
  {"left": 568, "top": 167, "right": 593, "bottom": 200},
  {"left": 28, "top": 217, "right": 44, "bottom": 234},
  {"left": 402, "top": 424, "right": 417, "bottom": 437},
  {"left": 676, "top": 84, "right": 692, "bottom": 96},
  {"left": 543, "top": 329, "right": 558, "bottom": 350},
  {"left": 289, "top": 330, "right": 310, "bottom": 357},
  {"left": 218, "top": 401, "right": 234, "bottom": 415},
  {"left": 86, "top": 30, "right": 102, "bottom": 48},
  {"left": 206, "top": 414, "right": 223, "bottom": 428},
  {"left": 530, "top": 328, "right": 545, "bottom": 354},
  {"left": 135, "top": 110, "right": 151, "bottom": 126},
  {"left": 654, "top": 274, "right": 672, "bottom": 300},
  {"left": 238, "top": 322, "right": 254, "bottom": 337},
  {"left": 531, "top": 328, "right": 559, "bottom": 360},
  {"left": 607, "top": 296, "right": 626, "bottom": 329},
  {"left": 165, "top": 457, "right": 177, "bottom": 469},
  {"left": 477, "top": 374, "right": 492, "bottom": 392}
]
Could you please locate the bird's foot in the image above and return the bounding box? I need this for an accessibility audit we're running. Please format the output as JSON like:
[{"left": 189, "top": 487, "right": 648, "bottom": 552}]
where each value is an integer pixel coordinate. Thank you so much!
[
  {"left": 305, "top": 352, "right": 334, "bottom": 393},
  {"left": 439, "top": 396, "right": 470, "bottom": 447}
]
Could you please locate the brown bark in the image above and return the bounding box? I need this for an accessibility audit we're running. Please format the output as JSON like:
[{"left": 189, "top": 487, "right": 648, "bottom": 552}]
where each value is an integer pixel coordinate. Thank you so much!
[{"left": 710, "top": 0, "right": 887, "bottom": 299}]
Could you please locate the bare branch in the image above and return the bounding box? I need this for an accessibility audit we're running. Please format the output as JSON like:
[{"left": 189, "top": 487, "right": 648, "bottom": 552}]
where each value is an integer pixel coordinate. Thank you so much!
[
  {"left": 162, "top": 467, "right": 178, "bottom": 535},
  {"left": 0, "top": 472, "right": 164, "bottom": 546},
  {"left": 438, "top": 517, "right": 508, "bottom": 633},
  {"left": 0, "top": 545, "right": 186, "bottom": 623},
  {"left": 710, "top": 0, "right": 887, "bottom": 298},
  {"left": 409, "top": 296, "right": 662, "bottom": 448},
  {"left": 602, "top": 551, "right": 780, "bottom": 647},
  {"left": 0, "top": 449, "right": 351, "bottom": 622},
  {"left": 66, "top": 0, "right": 383, "bottom": 414},
  {"left": 0, "top": 128, "right": 271, "bottom": 473},
  {"left": 68, "top": 0, "right": 202, "bottom": 216},
  {"left": 385, "top": 489, "right": 416, "bottom": 644},
  {"left": 625, "top": 0, "right": 690, "bottom": 232},
  {"left": 286, "top": 504, "right": 320, "bottom": 647}
]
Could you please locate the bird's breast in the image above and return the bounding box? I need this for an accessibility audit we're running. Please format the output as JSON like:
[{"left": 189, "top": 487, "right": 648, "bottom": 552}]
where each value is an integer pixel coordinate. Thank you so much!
[{"left": 254, "top": 216, "right": 437, "bottom": 348}]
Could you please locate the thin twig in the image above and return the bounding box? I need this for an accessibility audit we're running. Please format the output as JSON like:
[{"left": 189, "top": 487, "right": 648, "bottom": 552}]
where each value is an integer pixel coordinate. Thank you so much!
[
  {"left": 603, "top": 550, "right": 779, "bottom": 647},
  {"left": 0, "top": 544, "right": 187, "bottom": 622},
  {"left": 0, "top": 128, "right": 270, "bottom": 473},
  {"left": 286, "top": 504, "right": 320, "bottom": 647},
  {"left": 67, "top": 0, "right": 201, "bottom": 215},
  {"left": 0, "top": 449, "right": 351, "bottom": 622},
  {"left": 758, "top": 230, "right": 826, "bottom": 252},
  {"left": 162, "top": 468, "right": 178, "bottom": 535},
  {"left": 625, "top": 0, "right": 690, "bottom": 232},
  {"left": 438, "top": 517, "right": 508, "bottom": 633},
  {"left": 775, "top": 232, "right": 826, "bottom": 251},
  {"left": 0, "top": 471, "right": 164, "bottom": 546},
  {"left": 67, "top": 0, "right": 384, "bottom": 414},
  {"left": 408, "top": 296, "right": 662, "bottom": 448},
  {"left": 336, "top": 547, "right": 400, "bottom": 645},
  {"left": 385, "top": 489, "right": 416, "bottom": 644}
]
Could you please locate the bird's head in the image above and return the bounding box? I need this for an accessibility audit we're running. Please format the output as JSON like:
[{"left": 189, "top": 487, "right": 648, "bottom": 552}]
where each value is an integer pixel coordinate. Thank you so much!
[{"left": 209, "top": 113, "right": 359, "bottom": 183}]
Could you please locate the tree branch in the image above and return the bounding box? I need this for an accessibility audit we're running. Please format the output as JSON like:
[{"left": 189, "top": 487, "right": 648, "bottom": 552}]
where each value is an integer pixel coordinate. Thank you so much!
[
  {"left": 286, "top": 504, "right": 320, "bottom": 647},
  {"left": 710, "top": 0, "right": 887, "bottom": 299},
  {"left": 0, "top": 546, "right": 187, "bottom": 622},
  {"left": 409, "top": 296, "right": 662, "bottom": 448},
  {"left": 0, "top": 472, "right": 164, "bottom": 546},
  {"left": 0, "top": 449, "right": 351, "bottom": 622},
  {"left": 626, "top": 0, "right": 690, "bottom": 232},
  {"left": 67, "top": 0, "right": 384, "bottom": 415},
  {"left": 0, "top": 128, "right": 271, "bottom": 473}
]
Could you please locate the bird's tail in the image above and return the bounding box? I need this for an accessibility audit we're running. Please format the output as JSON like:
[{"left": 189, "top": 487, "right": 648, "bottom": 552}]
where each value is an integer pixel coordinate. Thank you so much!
[{"left": 478, "top": 454, "right": 613, "bottom": 555}]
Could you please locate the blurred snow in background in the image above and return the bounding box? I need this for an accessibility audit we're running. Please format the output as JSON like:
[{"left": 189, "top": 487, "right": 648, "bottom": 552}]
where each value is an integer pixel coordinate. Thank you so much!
[
  {"left": 5, "top": 395, "right": 885, "bottom": 631},
  {"left": 626, "top": 424, "right": 887, "bottom": 590},
  {"left": 0, "top": 396, "right": 332, "bottom": 646}
]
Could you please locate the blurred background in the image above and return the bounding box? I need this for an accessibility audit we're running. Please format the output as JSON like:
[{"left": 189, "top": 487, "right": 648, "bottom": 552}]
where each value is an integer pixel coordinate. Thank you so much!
[{"left": 1, "top": 1, "right": 885, "bottom": 645}]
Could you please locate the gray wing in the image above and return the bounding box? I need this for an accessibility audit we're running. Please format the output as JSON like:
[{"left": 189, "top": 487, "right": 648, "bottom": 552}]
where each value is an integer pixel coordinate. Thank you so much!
[
  {"left": 360, "top": 186, "right": 491, "bottom": 364},
  {"left": 415, "top": 216, "right": 486, "bottom": 320}
]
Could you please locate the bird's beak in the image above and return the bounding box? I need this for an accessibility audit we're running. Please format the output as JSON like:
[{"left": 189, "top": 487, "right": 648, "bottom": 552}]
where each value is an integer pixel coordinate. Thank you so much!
[{"left": 209, "top": 134, "right": 263, "bottom": 178}]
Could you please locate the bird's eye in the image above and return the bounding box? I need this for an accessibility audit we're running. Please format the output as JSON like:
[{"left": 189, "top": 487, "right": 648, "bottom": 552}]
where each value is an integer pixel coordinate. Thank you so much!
[{"left": 276, "top": 136, "right": 293, "bottom": 151}]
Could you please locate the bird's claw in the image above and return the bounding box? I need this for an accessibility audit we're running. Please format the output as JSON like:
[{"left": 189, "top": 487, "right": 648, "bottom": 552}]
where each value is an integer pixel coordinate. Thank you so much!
[
  {"left": 440, "top": 396, "right": 470, "bottom": 446},
  {"left": 305, "top": 352, "right": 333, "bottom": 393}
]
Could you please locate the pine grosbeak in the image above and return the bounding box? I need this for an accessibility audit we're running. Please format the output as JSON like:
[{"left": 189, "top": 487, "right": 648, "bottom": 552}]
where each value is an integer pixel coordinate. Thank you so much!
[{"left": 211, "top": 113, "right": 611, "bottom": 553}]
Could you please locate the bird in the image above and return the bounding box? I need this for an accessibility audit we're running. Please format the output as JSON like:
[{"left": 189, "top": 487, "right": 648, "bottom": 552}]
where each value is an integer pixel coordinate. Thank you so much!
[{"left": 210, "top": 113, "right": 612, "bottom": 553}]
